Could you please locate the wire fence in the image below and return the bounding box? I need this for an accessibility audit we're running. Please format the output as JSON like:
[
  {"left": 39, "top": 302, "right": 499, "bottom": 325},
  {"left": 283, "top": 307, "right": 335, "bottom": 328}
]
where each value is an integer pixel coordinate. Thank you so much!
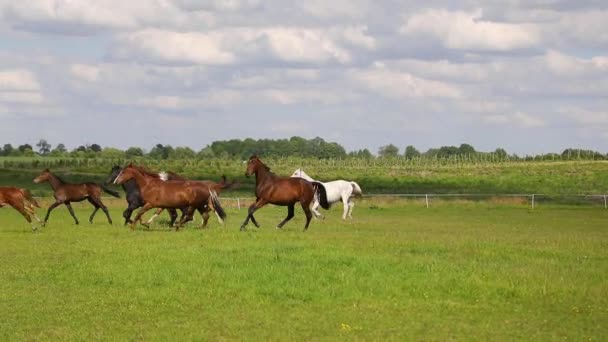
[{"left": 32, "top": 194, "right": 608, "bottom": 210}]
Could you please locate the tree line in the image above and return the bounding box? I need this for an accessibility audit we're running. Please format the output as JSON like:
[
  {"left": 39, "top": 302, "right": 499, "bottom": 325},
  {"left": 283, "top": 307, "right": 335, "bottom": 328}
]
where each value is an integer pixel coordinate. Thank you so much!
[{"left": 0, "top": 138, "right": 605, "bottom": 161}]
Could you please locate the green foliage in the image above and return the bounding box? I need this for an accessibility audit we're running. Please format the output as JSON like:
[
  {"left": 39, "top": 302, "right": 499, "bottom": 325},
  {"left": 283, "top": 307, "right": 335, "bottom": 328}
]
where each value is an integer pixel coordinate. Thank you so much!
[
  {"left": 404, "top": 145, "right": 420, "bottom": 159},
  {"left": 209, "top": 136, "right": 347, "bottom": 159},
  {"left": 378, "top": 144, "right": 399, "bottom": 158},
  {"left": 36, "top": 139, "right": 52, "bottom": 155},
  {"left": 125, "top": 147, "right": 144, "bottom": 158},
  {"left": 0, "top": 205, "right": 606, "bottom": 340}
]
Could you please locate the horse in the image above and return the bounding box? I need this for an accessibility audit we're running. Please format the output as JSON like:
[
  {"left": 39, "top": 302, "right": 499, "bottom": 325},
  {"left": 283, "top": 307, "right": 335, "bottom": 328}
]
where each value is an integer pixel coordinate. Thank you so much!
[
  {"left": 105, "top": 165, "right": 182, "bottom": 226},
  {"left": 291, "top": 168, "right": 363, "bottom": 219},
  {"left": 0, "top": 187, "right": 42, "bottom": 230},
  {"left": 146, "top": 171, "right": 235, "bottom": 227},
  {"left": 240, "top": 155, "right": 329, "bottom": 231},
  {"left": 106, "top": 165, "right": 234, "bottom": 227},
  {"left": 113, "top": 164, "right": 226, "bottom": 230},
  {"left": 33, "top": 169, "right": 120, "bottom": 226}
]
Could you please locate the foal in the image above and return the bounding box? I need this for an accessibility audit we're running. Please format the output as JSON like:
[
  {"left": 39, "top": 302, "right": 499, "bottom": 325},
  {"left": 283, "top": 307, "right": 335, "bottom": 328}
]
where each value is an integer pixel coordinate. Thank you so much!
[
  {"left": 34, "top": 169, "right": 119, "bottom": 226},
  {"left": 240, "top": 155, "right": 329, "bottom": 231},
  {"left": 0, "top": 187, "right": 42, "bottom": 230}
]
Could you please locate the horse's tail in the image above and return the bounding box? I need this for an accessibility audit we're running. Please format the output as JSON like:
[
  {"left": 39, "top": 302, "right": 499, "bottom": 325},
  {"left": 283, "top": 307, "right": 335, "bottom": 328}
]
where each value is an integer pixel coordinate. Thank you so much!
[
  {"left": 209, "top": 189, "right": 227, "bottom": 221},
  {"left": 312, "top": 182, "right": 330, "bottom": 210},
  {"left": 100, "top": 184, "right": 121, "bottom": 198},
  {"left": 351, "top": 182, "right": 363, "bottom": 196},
  {"left": 22, "top": 189, "right": 40, "bottom": 208}
]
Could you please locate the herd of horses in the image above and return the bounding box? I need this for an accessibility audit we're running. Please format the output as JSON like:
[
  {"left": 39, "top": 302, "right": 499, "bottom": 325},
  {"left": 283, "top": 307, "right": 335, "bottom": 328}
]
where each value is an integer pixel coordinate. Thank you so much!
[{"left": 0, "top": 156, "right": 363, "bottom": 231}]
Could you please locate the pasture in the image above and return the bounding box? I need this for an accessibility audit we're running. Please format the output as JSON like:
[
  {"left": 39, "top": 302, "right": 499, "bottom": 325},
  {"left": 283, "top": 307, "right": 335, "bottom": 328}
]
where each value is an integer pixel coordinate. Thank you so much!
[{"left": 1, "top": 200, "right": 606, "bottom": 340}]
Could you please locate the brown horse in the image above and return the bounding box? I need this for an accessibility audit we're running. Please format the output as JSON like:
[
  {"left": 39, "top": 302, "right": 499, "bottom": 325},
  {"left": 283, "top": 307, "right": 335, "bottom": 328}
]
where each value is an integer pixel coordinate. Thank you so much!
[
  {"left": 145, "top": 174, "right": 235, "bottom": 228},
  {"left": 0, "top": 187, "right": 42, "bottom": 230},
  {"left": 113, "top": 164, "right": 226, "bottom": 230},
  {"left": 241, "top": 155, "right": 329, "bottom": 231},
  {"left": 33, "top": 169, "right": 120, "bottom": 226}
]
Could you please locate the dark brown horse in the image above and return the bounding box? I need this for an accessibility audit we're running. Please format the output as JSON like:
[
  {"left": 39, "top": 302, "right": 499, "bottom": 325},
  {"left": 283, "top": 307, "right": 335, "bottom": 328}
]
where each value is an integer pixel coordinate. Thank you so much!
[
  {"left": 0, "top": 187, "right": 42, "bottom": 230},
  {"left": 240, "top": 155, "right": 329, "bottom": 231},
  {"left": 34, "top": 169, "right": 120, "bottom": 226},
  {"left": 113, "top": 164, "right": 226, "bottom": 230}
]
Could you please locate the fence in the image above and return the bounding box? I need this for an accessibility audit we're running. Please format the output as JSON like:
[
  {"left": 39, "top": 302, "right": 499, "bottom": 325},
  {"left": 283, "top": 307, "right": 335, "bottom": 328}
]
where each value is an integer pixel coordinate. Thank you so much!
[{"left": 31, "top": 194, "right": 608, "bottom": 210}]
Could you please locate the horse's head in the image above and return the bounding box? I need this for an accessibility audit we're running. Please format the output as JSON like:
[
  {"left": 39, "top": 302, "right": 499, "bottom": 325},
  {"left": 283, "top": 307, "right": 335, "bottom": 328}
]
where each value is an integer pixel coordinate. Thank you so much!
[
  {"left": 105, "top": 165, "right": 122, "bottom": 185},
  {"left": 114, "top": 164, "right": 138, "bottom": 185},
  {"left": 33, "top": 169, "right": 52, "bottom": 183},
  {"left": 245, "top": 155, "right": 264, "bottom": 177}
]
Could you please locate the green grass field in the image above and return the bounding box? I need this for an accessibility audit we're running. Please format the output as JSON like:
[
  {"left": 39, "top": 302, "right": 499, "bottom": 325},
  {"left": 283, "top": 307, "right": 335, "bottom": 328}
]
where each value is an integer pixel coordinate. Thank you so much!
[{"left": 1, "top": 201, "right": 606, "bottom": 340}]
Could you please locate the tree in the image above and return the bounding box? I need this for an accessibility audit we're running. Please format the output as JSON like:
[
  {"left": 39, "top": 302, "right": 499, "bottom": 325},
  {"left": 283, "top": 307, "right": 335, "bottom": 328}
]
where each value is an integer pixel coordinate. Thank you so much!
[
  {"left": 148, "top": 144, "right": 173, "bottom": 159},
  {"left": 75, "top": 145, "right": 87, "bottom": 152},
  {"left": 404, "top": 145, "right": 420, "bottom": 159},
  {"left": 378, "top": 144, "right": 399, "bottom": 158},
  {"left": 18, "top": 144, "right": 33, "bottom": 153},
  {"left": 101, "top": 147, "right": 125, "bottom": 159},
  {"left": 458, "top": 143, "right": 476, "bottom": 155},
  {"left": 494, "top": 148, "right": 508, "bottom": 159},
  {"left": 54, "top": 143, "right": 67, "bottom": 153},
  {"left": 89, "top": 144, "right": 102, "bottom": 153},
  {"left": 171, "top": 146, "right": 196, "bottom": 159},
  {"left": 2, "top": 144, "right": 14, "bottom": 156},
  {"left": 125, "top": 147, "right": 144, "bottom": 158},
  {"left": 36, "top": 139, "right": 52, "bottom": 155}
]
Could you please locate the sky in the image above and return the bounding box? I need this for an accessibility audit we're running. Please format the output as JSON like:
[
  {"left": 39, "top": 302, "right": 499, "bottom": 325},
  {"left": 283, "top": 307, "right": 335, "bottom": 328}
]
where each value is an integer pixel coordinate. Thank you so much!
[{"left": 0, "top": 0, "right": 607, "bottom": 155}]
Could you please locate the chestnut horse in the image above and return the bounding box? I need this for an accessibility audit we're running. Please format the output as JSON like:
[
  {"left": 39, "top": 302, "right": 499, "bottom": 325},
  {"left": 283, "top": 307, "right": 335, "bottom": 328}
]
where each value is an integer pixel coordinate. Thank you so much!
[
  {"left": 105, "top": 165, "right": 183, "bottom": 226},
  {"left": 145, "top": 174, "right": 235, "bottom": 228},
  {"left": 34, "top": 169, "right": 120, "bottom": 226},
  {"left": 0, "top": 187, "right": 42, "bottom": 230},
  {"left": 240, "top": 155, "right": 329, "bottom": 231},
  {"left": 113, "top": 164, "right": 226, "bottom": 230}
]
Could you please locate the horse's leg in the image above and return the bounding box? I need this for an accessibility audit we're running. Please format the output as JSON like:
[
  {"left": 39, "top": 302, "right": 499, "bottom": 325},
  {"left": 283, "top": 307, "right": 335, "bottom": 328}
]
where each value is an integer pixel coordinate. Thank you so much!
[
  {"left": 176, "top": 206, "right": 196, "bottom": 231},
  {"left": 87, "top": 198, "right": 100, "bottom": 224},
  {"left": 144, "top": 208, "right": 164, "bottom": 228},
  {"left": 131, "top": 203, "right": 154, "bottom": 230},
  {"left": 301, "top": 201, "right": 313, "bottom": 231},
  {"left": 277, "top": 204, "right": 295, "bottom": 229},
  {"left": 312, "top": 199, "right": 323, "bottom": 219},
  {"left": 341, "top": 195, "right": 350, "bottom": 220},
  {"left": 11, "top": 201, "right": 35, "bottom": 231},
  {"left": 240, "top": 199, "right": 267, "bottom": 231},
  {"left": 65, "top": 202, "right": 79, "bottom": 225},
  {"left": 43, "top": 200, "right": 62, "bottom": 226},
  {"left": 199, "top": 207, "right": 210, "bottom": 228},
  {"left": 168, "top": 209, "right": 178, "bottom": 227},
  {"left": 347, "top": 198, "right": 355, "bottom": 219},
  {"left": 24, "top": 201, "right": 42, "bottom": 223},
  {"left": 123, "top": 203, "right": 137, "bottom": 226},
  {"left": 96, "top": 197, "right": 113, "bottom": 225}
]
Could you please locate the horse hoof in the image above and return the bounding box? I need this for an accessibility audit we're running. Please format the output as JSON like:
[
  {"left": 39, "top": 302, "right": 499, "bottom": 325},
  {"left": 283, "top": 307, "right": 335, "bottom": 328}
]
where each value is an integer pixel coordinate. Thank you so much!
[
  {"left": 240, "top": 226, "right": 246, "bottom": 231},
  {"left": 276, "top": 226, "right": 283, "bottom": 230}
]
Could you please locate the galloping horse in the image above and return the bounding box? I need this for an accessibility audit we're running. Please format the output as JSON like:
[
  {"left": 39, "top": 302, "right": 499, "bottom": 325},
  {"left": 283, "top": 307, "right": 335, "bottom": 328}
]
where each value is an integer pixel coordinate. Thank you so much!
[
  {"left": 106, "top": 165, "right": 233, "bottom": 227},
  {"left": 291, "top": 168, "right": 363, "bottom": 219},
  {"left": 113, "top": 164, "right": 226, "bottom": 230},
  {"left": 146, "top": 171, "right": 234, "bottom": 227},
  {"left": 0, "top": 187, "right": 42, "bottom": 230},
  {"left": 106, "top": 165, "right": 182, "bottom": 226},
  {"left": 240, "top": 155, "right": 329, "bottom": 231},
  {"left": 34, "top": 169, "right": 120, "bottom": 226}
]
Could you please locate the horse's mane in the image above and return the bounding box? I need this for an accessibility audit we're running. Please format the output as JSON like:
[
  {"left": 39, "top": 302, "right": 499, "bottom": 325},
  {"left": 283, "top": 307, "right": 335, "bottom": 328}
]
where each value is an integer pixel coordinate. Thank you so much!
[
  {"left": 131, "top": 165, "right": 160, "bottom": 178},
  {"left": 49, "top": 171, "right": 67, "bottom": 184}
]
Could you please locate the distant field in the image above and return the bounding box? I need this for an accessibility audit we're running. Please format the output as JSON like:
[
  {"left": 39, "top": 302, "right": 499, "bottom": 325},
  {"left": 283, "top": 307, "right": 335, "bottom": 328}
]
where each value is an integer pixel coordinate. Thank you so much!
[
  {"left": 1, "top": 203, "right": 606, "bottom": 340},
  {"left": 1, "top": 157, "right": 608, "bottom": 196}
]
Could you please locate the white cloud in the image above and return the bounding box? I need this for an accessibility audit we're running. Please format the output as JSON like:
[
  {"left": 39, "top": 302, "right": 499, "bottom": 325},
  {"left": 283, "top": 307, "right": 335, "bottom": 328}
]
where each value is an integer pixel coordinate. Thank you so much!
[
  {"left": 484, "top": 112, "right": 545, "bottom": 128},
  {"left": 70, "top": 64, "right": 100, "bottom": 82},
  {"left": 350, "top": 67, "right": 462, "bottom": 99},
  {"left": 0, "top": 69, "right": 40, "bottom": 91},
  {"left": 400, "top": 8, "right": 540, "bottom": 51},
  {"left": 111, "top": 26, "right": 372, "bottom": 66}
]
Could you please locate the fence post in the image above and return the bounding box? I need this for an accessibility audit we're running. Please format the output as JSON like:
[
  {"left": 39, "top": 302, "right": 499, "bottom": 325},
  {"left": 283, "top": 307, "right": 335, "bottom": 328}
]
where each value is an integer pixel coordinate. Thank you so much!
[
  {"left": 604, "top": 195, "right": 607, "bottom": 209},
  {"left": 425, "top": 194, "right": 429, "bottom": 208},
  {"left": 237, "top": 198, "right": 240, "bottom": 210},
  {"left": 531, "top": 194, "right": 535, "bottom": 209}
]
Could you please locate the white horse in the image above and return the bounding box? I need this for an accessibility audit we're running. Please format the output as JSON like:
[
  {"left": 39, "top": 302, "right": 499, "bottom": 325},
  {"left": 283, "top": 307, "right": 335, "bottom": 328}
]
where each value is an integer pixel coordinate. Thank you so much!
[{"left": 291, "top": 168, "right": 362, "bottom": 220}]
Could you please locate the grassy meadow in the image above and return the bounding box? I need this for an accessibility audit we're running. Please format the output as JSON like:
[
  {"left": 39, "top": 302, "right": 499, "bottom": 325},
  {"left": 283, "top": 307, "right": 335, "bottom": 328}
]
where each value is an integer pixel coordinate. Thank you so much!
[{"left": 1, "top": 200, "right": 606, "bottom": 340}]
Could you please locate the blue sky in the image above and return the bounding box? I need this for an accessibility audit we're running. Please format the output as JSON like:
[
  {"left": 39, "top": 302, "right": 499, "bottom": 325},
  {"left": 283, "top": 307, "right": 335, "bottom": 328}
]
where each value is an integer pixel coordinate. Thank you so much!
[{"left": 0, "top": 0, "right": 607, "bottom": 155}]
